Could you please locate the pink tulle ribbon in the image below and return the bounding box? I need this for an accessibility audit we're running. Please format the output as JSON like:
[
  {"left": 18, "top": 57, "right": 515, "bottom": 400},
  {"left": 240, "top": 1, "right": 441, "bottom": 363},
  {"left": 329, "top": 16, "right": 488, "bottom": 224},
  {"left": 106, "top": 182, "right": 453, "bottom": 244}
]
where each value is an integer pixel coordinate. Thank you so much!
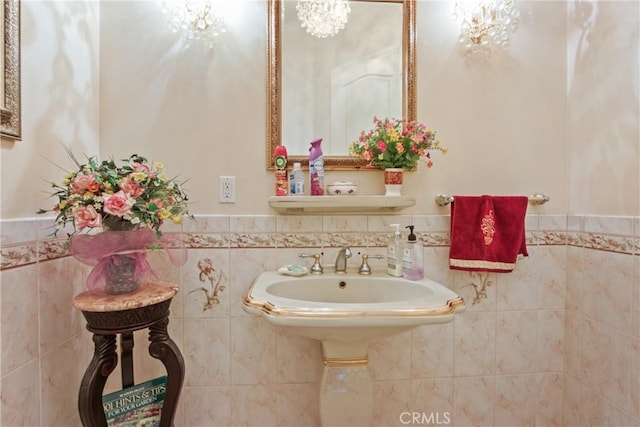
[{"left": 70, "top": 229, "right": 186, "bottom": 293}]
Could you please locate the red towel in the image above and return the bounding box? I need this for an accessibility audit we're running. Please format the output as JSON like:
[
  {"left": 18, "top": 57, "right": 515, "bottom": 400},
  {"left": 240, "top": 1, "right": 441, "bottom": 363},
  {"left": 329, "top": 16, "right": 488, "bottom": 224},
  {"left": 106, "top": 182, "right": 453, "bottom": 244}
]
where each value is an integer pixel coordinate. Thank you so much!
[{"left": 449, "top": 195, "right": 528, "bottom": 273}]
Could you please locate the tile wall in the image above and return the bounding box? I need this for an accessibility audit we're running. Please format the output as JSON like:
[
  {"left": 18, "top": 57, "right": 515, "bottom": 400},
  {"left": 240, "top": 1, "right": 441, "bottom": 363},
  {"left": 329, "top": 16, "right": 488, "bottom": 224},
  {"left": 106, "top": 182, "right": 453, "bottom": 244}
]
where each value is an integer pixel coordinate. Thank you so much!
[{"left": 0, "top": 213, "right": 638, "bottom": 426}]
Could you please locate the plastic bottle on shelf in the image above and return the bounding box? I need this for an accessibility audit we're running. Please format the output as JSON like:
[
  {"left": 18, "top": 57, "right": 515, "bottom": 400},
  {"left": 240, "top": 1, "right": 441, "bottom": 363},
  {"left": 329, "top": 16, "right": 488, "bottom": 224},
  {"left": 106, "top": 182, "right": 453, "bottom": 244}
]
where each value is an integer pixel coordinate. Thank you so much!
[
  {"left": 387, "top": 224, "right": 403, "bottom": 277},
  {"left": 290, "top": 162, "right": 305, "bottom": 195},
  {"left": 309, "top": 138, "right": 324, "bottom": 196},
  {"left": 274, "top": 145, "right": 288, "bottom": 196}
]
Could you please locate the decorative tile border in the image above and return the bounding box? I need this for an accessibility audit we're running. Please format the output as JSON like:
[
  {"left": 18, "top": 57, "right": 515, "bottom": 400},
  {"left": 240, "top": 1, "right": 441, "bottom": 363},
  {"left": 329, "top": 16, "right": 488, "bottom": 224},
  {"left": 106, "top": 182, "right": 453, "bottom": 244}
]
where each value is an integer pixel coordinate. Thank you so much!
[
  {"left": 1, "top": 242, "right": 38, "bottom": 269},
  {"left": 2, "top": 215, "right": 639, "bottom": 270}
]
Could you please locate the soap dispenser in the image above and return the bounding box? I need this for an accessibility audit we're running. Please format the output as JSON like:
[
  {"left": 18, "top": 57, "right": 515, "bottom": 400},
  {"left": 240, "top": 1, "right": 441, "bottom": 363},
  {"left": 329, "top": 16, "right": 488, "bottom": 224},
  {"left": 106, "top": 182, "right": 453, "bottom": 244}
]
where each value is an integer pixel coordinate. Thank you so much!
[
  {"left": 387, "top": 224, "right": 403, "bottom": 277},
  {"left": 402, "top": 225, "right": 424, "bottom": 280}
]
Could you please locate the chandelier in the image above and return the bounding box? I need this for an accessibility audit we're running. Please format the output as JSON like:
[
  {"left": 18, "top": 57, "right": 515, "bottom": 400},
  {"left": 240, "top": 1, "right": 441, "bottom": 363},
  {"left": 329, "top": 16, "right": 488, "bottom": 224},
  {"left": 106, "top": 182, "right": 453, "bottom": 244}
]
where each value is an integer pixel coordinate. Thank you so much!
[
  {"left": 161, "top": 0, "right": 226, "bottom": 46},
  {"left": 452, "top": 0, "right": 521, "bottom": 49},
  {"left": 296, "top": 0, "right": 351, "bottom": 39}
]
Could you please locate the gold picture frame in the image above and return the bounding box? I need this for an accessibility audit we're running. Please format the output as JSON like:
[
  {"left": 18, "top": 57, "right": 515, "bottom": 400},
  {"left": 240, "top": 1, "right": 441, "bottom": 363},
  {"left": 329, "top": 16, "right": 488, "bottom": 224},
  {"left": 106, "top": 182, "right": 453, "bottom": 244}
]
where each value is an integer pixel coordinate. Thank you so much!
[{"left": 1, "top": 0, "right": 20, "bottom": 140}]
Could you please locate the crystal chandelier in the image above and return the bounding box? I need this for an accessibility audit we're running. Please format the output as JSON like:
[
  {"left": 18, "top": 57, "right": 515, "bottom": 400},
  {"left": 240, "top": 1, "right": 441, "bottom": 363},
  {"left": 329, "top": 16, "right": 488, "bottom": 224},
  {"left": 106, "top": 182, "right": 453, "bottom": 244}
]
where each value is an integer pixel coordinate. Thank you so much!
[
  {"left": 296, "top": 0, "right": 351, "bottom": 39},
  {"left": 161, "top": 0, "right": 226, "bottom": 46},
  {"left": 452, "top": 0, "right": 521, "bottom": 49}
]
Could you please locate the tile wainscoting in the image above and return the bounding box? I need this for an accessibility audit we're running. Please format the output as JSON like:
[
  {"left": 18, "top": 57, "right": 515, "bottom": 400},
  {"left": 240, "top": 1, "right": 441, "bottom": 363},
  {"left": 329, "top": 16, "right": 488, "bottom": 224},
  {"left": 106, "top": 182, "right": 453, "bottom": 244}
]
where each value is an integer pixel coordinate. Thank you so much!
[{"left": 0, "top": 214, "right": 638, "bottom": 426}]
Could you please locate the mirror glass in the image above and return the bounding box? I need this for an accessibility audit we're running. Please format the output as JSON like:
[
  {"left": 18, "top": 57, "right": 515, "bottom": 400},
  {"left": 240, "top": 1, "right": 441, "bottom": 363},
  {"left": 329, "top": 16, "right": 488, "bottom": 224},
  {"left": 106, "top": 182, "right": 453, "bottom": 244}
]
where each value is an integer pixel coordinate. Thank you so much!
[{"left": 267, "top": 0, "right": 415, "bottom": 170}]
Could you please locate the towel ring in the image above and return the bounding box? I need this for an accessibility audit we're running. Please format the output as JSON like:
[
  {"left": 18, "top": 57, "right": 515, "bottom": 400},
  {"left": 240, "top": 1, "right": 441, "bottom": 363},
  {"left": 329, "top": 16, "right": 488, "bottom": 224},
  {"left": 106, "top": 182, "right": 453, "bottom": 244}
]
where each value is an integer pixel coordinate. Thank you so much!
[{"left": 435, "top": 193, "right": 550, "bottom": 207}]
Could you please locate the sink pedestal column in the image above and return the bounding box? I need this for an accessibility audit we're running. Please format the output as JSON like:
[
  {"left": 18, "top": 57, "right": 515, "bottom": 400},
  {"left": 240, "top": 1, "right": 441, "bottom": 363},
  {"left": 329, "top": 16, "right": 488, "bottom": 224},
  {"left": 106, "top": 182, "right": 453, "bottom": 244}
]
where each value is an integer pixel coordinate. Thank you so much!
[{"left": 320, "top": 341, "right": 373, "bottom": 427}]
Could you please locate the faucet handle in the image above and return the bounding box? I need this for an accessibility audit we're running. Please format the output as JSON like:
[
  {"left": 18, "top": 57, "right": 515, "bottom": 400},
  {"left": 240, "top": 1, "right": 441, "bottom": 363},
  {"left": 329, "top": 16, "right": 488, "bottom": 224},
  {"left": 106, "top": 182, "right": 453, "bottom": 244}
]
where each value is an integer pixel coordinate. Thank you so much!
[
  {"left": 358, "top": 253, "right": 384, "bottom": 275},
  {"left": 299, "top": 253, "right": 323, "bottom": 274}
]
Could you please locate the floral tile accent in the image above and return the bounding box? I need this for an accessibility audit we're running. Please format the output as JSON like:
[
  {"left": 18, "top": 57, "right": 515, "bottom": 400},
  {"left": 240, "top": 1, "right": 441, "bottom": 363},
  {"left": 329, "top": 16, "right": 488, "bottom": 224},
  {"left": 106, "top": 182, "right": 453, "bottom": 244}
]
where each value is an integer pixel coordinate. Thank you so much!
[
  {"left": 457, "top": 271, "right": 495, "bottom": 306},
  {"left": 183, "top": 249, "right": 229, "bottom": 318},
  {"left": 182, "top": 233, "right": 229, "bottom": 248},
  {"left": 3, "top": 215, "right": 640, "bottom": 271},
  {"left": 581, "top": 233, "right": 635, "bottom": 254},
  {"left": 1, "top": 244, "right": 38, "bottom": 270},
  {"left": 630, "top": 236, "right": 640, "bottom": 255},
  {"left": 276, "top": 232, "right": 323, "bottom": 248},
  {"left": 37, "top": 240, "right": 68, "bottom": 262},
  {"left": 188, "top": 258, "right": 226, "bottom": 312},
  {"left": 566, "top": 231, "right": 583, "bottom": 247},
  {"left": 420, "top": 232, "right": 450, "bottom": 247},
  {"left": 363, "top": 232, "right": 393, "bottom": 248},
  {"left": 324, "top": 232, "right": 368, "bottom": 247},
  {"left": 537, "top": 230, "right": 568, "bottom": 246},
  {"left": 229, "top": 233, "right": 276, "bottom": 248}
]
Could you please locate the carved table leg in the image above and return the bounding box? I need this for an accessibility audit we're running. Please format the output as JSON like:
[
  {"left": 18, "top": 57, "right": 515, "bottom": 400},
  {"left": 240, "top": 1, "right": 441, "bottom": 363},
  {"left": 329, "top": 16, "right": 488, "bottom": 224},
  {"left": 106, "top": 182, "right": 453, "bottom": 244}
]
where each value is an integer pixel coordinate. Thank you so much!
[
  {"left": 120, "top": 332, "right": 134, "bottom": 388},
  {"left": 78, "top": 334, "right": 118, "bottom": 427},
  {"left": 149, "top": 317, "right": 185, "bottom": 427}
]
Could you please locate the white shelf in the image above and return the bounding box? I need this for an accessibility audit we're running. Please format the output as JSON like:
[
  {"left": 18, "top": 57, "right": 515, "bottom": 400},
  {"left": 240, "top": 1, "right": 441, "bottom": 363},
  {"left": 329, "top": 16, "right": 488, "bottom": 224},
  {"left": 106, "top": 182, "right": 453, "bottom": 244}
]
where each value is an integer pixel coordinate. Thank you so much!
[{"left": 268, "top": 195, "right": 416, "bottom": 214}]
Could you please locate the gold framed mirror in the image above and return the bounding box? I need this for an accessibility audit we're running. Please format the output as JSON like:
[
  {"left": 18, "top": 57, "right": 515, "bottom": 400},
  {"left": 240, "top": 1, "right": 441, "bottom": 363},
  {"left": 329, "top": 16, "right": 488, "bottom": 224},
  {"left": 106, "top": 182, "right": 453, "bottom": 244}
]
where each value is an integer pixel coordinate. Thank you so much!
[
  {"left": 266, "top": 0, "right": 416, "bottom": 170},
  {"left": 1, "top": 0, "right": 21, "bottom": 140}
]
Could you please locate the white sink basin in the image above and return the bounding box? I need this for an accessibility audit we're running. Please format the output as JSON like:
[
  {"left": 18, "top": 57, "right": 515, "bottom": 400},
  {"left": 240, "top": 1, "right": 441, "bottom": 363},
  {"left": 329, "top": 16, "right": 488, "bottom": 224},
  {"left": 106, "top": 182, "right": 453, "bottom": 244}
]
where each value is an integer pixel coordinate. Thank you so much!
[
  {"left": 243, "top": 271, "right": 465, "bottom": 341},
  {"left": 243, "top": 271, "right": 465, "bottom": 426}
]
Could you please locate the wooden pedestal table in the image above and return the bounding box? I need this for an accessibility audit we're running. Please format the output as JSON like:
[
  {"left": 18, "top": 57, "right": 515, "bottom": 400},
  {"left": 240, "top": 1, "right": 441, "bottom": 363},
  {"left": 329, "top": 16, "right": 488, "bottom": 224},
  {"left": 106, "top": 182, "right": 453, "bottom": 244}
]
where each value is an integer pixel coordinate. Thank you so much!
[{"left": 73, "top": 281, "right": 184, "bottom": 427}]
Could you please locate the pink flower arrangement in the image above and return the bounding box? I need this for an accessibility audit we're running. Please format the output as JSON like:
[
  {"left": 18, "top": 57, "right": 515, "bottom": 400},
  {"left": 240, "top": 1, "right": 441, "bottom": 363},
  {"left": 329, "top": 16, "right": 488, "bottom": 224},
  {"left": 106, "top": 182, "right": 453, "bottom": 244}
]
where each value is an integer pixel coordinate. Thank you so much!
[
  {"left": 38, "top": 150, "right": 192, "bottom": 236},
  {"left": 349, "top": 116, "right": 446, "bottom": 170}
]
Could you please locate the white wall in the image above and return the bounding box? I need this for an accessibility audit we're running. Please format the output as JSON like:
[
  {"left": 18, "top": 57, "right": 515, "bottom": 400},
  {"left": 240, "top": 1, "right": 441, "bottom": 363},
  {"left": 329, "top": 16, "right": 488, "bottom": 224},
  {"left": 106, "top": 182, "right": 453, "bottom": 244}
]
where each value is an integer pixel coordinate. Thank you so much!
[
  {"left": 0, "top": 0, "right": 100, "bottom": 219},
  {"left": 6, "top": 1, "right": 636, "bottom": 219},
  {"left": 2, "top": 0, "right": 569, "bottom": 219},
  {"left": 567, "top": 0, "right": 640, "bottom": 215}
]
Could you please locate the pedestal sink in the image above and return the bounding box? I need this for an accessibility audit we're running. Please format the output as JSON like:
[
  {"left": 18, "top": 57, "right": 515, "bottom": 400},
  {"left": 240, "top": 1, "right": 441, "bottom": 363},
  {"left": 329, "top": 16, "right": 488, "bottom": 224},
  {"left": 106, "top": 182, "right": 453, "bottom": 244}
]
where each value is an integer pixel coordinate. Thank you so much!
[{"left": 243, "top": 271, "right": 465, "bottom": 426}]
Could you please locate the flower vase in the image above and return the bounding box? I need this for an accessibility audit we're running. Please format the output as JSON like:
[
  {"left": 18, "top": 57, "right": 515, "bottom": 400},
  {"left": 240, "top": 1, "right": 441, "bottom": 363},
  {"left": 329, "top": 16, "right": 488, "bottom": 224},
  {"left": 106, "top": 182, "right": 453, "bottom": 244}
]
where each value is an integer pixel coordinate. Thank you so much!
[
  {"left": 105, "top": 253, "right": 140, "bottom": 295},
  {"left": 102, "top": 222, "right": 143, "bottom": 295},
  {"left": 383, "top": 168, "right": 403, "bottom": 196}
]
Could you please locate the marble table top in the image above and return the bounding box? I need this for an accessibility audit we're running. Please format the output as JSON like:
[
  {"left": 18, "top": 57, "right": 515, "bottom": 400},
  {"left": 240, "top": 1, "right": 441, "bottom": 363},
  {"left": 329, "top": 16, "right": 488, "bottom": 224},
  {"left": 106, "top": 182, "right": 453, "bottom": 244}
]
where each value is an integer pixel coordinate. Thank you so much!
[{"left": 73, "top": 281, "right": 180, "bottom": 313}]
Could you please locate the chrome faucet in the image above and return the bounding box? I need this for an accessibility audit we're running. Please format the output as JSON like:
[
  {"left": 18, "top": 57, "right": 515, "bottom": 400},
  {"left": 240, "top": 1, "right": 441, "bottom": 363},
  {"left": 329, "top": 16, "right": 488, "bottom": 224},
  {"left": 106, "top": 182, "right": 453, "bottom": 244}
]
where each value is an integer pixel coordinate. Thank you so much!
[{"left": 334, "top": 247, "right": 352, "bottom": 273}]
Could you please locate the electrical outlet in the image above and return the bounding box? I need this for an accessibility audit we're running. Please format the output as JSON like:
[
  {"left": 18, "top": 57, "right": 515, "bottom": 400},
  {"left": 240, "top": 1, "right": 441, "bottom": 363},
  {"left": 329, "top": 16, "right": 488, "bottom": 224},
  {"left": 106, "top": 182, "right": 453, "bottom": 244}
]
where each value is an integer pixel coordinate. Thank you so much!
[{"left": 219, "top": 176, "right": 236, "bottom": 203}]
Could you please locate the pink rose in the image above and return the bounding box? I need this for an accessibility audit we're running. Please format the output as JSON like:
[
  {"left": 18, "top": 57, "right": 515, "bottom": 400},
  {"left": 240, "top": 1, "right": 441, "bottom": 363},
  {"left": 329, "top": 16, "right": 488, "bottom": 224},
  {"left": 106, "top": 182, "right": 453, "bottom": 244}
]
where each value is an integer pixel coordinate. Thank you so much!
[
  {"left": 70, "top": 174, "right": 96, "bottom": 194},
  {"left": 376, "top": 141, "right": 387, "bottom": 152},
  {"left": 131, "top": 161, "right": 150, "bottom": 173},
  {"left": 73, "top": 205, "right": 102, "bottom": 230},
  {"left": 118, "top": 177, "right": 143, "bottom": 198},
  {"left": 102, "top": 190, "right": 134, "bottom": 217}
]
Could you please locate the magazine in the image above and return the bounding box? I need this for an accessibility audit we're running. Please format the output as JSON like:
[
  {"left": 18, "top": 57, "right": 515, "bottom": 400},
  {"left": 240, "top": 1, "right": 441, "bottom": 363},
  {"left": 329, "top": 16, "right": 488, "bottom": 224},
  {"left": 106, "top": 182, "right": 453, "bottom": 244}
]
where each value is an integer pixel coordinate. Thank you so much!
[{"left": 102, "top": 376, "right": 167, "bottom": 427}]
